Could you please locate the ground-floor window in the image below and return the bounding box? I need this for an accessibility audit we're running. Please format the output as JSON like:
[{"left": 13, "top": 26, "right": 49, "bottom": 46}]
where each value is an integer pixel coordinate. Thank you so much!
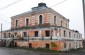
[
  {"left": 64, "top": 42, "right": 66, "bottom": 48},
  {"left": 69, "top": 43, "right": 71, "bottom": 49},
  {"left": 76, "top": 42, "right": 78, "bottom": 48}
]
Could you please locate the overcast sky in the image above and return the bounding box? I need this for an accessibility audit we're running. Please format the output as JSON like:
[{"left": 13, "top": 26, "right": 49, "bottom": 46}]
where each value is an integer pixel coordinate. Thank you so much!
[{"left": 0, "top": 0, "right": 84, "bottom": 38}]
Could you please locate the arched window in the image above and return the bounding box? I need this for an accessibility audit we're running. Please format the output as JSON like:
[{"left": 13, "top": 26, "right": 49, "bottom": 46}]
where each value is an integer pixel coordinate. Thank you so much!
[
  {"left": 26, "top": 18, "right": 29, "bottom": 26},
  {"left": 39, "top": 15, "right": 43, "bottom": 24},
  {"left": 16, "top": 20, "right": 18, "bottom": 27},
  {"left": 54, "top": 16, "right": 56, "bottom": 25},
  {"left": 61, "top": 20, "right": 63, "bottom": 26}
]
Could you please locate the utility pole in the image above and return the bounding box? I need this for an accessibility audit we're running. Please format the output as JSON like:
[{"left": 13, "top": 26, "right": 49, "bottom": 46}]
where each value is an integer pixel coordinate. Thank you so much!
[
  {"left": 1, "top": 23, "right": 3, "bottom": 47},
  {"left": 82, "top": 0, "right": 85, "bottom": 48},
  {"left": 82, "top": 0, "right": 85, "bottom": 39},
  {"left": 1, "top": 23, "right": 2, "bottom": 40}
]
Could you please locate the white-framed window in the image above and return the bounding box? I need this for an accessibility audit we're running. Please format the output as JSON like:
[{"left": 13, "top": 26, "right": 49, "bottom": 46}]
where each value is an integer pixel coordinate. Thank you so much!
[
  {"left": 64, "top": 42, "right": 67, "bottom": 48},
  {"left": 34, "top": 31, "right": 38, "bottom": 37},
  {"left": 66, "top": 23, "right": 67, "bottom": 28},
  {"left": 54, "top": 16, "right": 56, "bottom": 25},
  {"left": 69, "top": 32, "right": 71, "bottom": 38},
  {"left": 61, "top": 20, "right": 63, "bottom": 26},
  {"left": 74, "top": 34, "right": 75, "bottom": 38},
  {"left": 25, "top": 17, "right": 29, "bottom": 26},
  {"left": 15, "top": 19, "right": 18, "bottom": 27},
  {"left": 45, "top": 30, "right": 50, "bottom": 37},
  {"left": 69, "top": 43, "right": 71, "bottom": 49},
  {"left": 9, "top": 33, "right": 11, "bottom": 37},
  {"left": 4, "top": 33, "right": 6, "bottom": 38},
  {"left": 64, "top": 30, "right": 66, "bottom": 37},
  {"left": 38, "top": 14, "right": 44, "bottom": 24},
  {"left": 23, "top": 32, "right": 27, "bottom": 37}
]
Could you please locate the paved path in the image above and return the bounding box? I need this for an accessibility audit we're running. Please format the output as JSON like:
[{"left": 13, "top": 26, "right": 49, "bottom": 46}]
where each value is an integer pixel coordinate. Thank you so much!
[{"left": 0, "top": 47, "right": 85, "bottom": 55}]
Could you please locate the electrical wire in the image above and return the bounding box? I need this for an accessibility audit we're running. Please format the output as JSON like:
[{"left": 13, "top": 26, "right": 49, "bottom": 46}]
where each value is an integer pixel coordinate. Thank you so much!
[
  {"left": 0, "top": 0, "right": 23, "bottom": 10},
  {"left": 0, "top": 0, "right": 67, "bottom": 25}
]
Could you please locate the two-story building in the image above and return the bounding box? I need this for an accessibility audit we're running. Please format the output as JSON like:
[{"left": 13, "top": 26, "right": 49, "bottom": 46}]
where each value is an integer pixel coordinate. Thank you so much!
[{"left": 1, "top": 3, "right": 83, "bottom": 51}]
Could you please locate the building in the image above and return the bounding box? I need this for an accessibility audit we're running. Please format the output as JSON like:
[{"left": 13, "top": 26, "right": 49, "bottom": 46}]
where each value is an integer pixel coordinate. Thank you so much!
[{"left": 1, "top": 3, "right": 83, "bottom": 51}]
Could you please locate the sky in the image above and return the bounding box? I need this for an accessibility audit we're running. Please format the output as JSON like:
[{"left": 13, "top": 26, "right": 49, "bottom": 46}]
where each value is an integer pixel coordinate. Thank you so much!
[{"left": 0, "top": 0, "right": 84, "bottom": 38}]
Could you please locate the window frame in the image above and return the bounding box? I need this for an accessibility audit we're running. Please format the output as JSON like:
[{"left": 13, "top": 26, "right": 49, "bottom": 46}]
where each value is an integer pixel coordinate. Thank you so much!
[
  {"left": 4, "top": 33, "right": 6, "bottom": 38},
  {"left": 16, "top": 19, "right": 18, "bottom": 27},
  {"left": 38, "top": 14, "right": 44, "bottom": 24},
  {"left": 23, "top": 32, "right": 27, "bottom": 37},
  {"left": 45, "top": 30, "right": 50, "bottom": 37},
  {"left": 25, "top": 17, "right": 29, "bottom": 26},
  {"left": 54, "top": 16, "right": 56, "bottom": 25},
  {"left": 34, "top": 31, "right": 38, "bottom": 37}
]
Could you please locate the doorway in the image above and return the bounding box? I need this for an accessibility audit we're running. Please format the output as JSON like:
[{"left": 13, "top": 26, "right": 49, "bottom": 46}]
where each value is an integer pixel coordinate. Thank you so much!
[
  {"left": 46, "top": 44, "right": 50, "bottom": 49},
  {"left": 29, "top": 43, "right": 32, "bottom": 48}
]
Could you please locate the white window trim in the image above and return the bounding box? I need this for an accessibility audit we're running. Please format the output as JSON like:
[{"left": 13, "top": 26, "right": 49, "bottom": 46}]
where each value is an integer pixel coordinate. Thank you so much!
[
  {"left": 25, "top": 17, "right": 30, "bottom": 26},
  {"left": 15, "top": 19, "right": 18, "bottom": 28},
  {"left": 38, "top": 14, "right": 44, "bottom": 24}
]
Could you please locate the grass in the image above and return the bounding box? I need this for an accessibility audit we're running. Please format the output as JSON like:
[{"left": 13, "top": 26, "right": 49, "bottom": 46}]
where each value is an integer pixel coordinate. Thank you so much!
[
  {"left": 7, "top": 46, "right": 84, "bottom": 54},
  {"left": 62, "top": 48, "right": 84, "bottom": 53},
  {"left": 9, "top": 47, "right": 61, "bottom": 53}
]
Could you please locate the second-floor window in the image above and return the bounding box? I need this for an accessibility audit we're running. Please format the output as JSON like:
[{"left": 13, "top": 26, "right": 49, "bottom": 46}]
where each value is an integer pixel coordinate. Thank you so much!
[
  {"left": 69, "top": 32, "right": 71, "bottom": 38},
  {"left": 16, "top": 20, "right": 18, "bottom": 27},
  {"left": 66, "top": 23, "right": 67, "bottom": 28},
  {"left": 64, "top": 30, "right": 66, "bottom": 37},
  {"left": 54, "top": 16, "right": 56, "bottom": 25},
  {"left": 39, "top": 15, "right": 43, "bottom": 24},
  {"left": 26, "top": 18, "right": 29, "bottom": 26},
  {"left": 61, "top": 20, "right": 63, "bottom": 26}
]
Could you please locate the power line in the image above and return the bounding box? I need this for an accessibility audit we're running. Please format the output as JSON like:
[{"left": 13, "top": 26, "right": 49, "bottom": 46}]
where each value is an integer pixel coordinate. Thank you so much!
[
  {"left": 0, "top": 0, "right": 23, "bottom": 10},
  {"left": 32, "top": 0, "right": 67, "bottom": 17},
  {"left": 50, "top": 0, "right": 67, "bottom": 8},
  {"left": 0, "top": 0, "right": 67, "bottom": 25},
  {"left": 0, "top": 14, "right": 11, "bottom": 23},
  {"left": 0, "top": 0, "right": 23, "bottom": 24}
]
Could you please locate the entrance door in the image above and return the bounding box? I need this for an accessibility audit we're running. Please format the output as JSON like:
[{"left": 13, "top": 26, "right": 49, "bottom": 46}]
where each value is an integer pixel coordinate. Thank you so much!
[
  {"left": 29, "top": 43, "right": 32, "bottom": 48},
  {"left": 46, "top": 44, "right": 50, "bottom": 49}
]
